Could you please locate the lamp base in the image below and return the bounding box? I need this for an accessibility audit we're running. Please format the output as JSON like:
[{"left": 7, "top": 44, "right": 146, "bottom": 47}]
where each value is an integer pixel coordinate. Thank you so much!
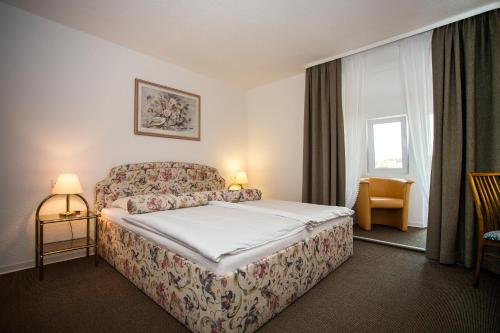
[{"left": 59, "top": 211, "right": 78, "bottom": 217}]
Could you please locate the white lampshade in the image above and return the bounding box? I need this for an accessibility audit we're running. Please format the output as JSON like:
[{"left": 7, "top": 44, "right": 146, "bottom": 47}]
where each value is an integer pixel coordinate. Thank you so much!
[
  {"left": 52, "top": 173, "right": 83, "bottom": 194},
  {"left": 234, "top": 171, "right": 248, "bottom": 185}
]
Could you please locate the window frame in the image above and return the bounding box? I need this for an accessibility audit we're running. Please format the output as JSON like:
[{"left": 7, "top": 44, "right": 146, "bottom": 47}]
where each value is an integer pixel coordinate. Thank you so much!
[{"left": 366, "top": 115, "right": 409, "bottom": 175}]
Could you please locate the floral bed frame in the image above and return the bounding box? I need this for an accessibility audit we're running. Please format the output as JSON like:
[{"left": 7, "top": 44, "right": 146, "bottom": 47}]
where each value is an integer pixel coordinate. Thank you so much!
[
  {"left": 95, "top": 162, "right": 353, "bottom": 333},
  {"left": 95, "top": 162, "right": 226, "bottom": 212}
]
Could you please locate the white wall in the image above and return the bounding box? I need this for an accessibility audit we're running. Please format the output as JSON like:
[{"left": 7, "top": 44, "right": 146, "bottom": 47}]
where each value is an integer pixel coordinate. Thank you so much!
[
  {"left": 247, "top": 74, "right": 305, "bottom": 201},
  {"left": 0, "top": 3, "right": 248, "bottom": 273}
]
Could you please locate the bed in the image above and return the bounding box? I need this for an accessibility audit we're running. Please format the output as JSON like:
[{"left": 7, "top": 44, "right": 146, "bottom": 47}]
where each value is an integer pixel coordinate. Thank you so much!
[{"left": 95, "top": 162, "right": 353, "bottom": 333}]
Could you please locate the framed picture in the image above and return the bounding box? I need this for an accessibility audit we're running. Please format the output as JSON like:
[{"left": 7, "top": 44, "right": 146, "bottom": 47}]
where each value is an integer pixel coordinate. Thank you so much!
[{"left": 134, "top": 78, "right": 200, "bottom": 141}]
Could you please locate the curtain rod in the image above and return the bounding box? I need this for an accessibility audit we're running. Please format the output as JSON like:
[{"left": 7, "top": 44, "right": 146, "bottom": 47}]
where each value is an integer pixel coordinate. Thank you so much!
[{"left": 304, "top": 2, "right": 500, "bottom": 68}]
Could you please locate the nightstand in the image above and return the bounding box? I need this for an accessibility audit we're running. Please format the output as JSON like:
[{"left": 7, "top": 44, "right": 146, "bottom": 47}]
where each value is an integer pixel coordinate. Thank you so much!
[{"left": 35, "top": 196, "right": 99, "bottom": 280}]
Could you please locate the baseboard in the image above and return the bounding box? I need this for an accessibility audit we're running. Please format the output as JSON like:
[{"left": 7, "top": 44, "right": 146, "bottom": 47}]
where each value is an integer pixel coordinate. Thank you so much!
[
  {"left": 0, "top": 248, "right": 95, "bottom": 276},
  {"left": 408, "top": 221, "right": 426, "bottom": 228},
  {"left": 354, "top": 235, "right": 426, "bottom": 252},
  {"left": 354, "top": 221, "right": 427, "bottom": 228},
  {"left": 0, "top": 260, "right": 34, "bottom": 275}
]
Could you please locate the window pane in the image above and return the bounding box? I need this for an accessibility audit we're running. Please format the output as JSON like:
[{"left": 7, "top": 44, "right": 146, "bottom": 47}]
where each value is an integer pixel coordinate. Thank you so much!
[{"left": 373, "top": 121, "right": 403, "bottom": 168}]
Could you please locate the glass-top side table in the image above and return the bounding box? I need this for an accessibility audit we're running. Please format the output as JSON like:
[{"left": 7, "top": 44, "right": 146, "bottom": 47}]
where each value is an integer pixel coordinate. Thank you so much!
[{"left": 35, "top": 194, "right": 99, "bottom": 280}]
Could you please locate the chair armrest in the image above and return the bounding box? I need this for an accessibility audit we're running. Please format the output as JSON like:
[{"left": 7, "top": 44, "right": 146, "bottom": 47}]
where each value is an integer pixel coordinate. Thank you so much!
[
  {"left": 398, "top": 179, "right": 414, "bottom": 184},
  {"left": 401, "top": 181, "right": 413, "bottom": 205},
  {"left": 356, "top": 181, "right": 372, "bottom": 210},
  {"left": 355, "top": 180, "right": 372, "bottom": 230}
]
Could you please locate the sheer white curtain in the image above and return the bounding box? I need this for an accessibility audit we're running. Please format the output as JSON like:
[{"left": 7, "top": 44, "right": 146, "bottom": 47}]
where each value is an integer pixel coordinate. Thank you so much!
[
  {"left": 342, "top": 53, "right": 367, "bottom": 209},
  {"left": 398, "top": 31, "right": 433, "bottom": 226}
]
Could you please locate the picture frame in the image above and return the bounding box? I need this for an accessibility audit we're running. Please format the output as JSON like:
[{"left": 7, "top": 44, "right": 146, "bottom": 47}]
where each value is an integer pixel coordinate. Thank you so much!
[{"left": 134, "top": 78, "right": 201, "bottom": 141}]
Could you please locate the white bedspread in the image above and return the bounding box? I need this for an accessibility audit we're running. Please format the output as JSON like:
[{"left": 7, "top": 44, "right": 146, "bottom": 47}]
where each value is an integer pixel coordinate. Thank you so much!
[
  {"left": 209, "top": 200, "right": 353, "bottom": 229},
  {"left": 123, "top": 204, "right": 305, "bottom": 263}
]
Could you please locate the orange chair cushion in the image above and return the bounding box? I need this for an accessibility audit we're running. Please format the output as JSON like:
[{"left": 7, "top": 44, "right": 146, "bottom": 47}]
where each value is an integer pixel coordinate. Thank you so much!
[{"left": 370, "top": 197, "right": 404, "bottom": 209}]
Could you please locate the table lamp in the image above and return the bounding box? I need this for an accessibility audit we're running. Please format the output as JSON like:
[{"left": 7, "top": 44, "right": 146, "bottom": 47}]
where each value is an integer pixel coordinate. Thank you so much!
[
  {"left": 228, "top": 171, "right": 248, "bottom": 190},
  {"left": 52, "top": 173, "right": 83, "bottom": 217}
]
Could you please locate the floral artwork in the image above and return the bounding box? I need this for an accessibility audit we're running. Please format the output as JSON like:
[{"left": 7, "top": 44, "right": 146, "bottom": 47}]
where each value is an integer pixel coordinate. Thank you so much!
[{"left": 135, "top": 79, "right": 200, "bottom": 140}]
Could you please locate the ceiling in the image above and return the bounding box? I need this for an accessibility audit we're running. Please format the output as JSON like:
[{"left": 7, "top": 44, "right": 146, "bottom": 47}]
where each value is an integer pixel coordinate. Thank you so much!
[{"left": 2, "top": 0, "right": 498, "bottom": 88}]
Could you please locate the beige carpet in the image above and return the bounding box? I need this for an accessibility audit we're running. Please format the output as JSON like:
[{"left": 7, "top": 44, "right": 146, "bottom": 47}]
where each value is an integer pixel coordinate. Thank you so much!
[{"left": 1, "top": 240, "right": 499, "bottom": 332}]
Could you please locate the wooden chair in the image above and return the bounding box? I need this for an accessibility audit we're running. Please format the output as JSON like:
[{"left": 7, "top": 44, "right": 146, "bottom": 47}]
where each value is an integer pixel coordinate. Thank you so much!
[
  {"left": 468, "top": 172, "right": 500, "bottom": 287},
  {"left": 355, "top": 177, "right": 413, "bottom": 231}
]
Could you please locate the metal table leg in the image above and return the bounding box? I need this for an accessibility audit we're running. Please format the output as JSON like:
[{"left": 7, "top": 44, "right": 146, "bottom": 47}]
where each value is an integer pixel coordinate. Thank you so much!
[
  {"left": 39, "top": 223, "right": 44, "bottom": 281},
  {"left": 35, "top": 219, "right": 39, "bottom": 268},
  {"left": 94, "top": 216, "right": 99, "bottom": 266},
  {"left": 86, "top": 217, "right": 90, "bottom": 257}
]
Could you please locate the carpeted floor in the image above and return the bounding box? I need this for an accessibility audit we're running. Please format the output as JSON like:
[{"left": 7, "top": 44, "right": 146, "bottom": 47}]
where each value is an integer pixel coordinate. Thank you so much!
[
  {"left": 353, "top": 224, "right": 427, "bottom": 249},
  {"left": 1, "top": 240, "right": 499, "bottom": 333}
]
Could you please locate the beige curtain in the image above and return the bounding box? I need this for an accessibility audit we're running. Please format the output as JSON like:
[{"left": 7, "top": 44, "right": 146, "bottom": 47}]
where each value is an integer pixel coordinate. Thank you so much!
[
  {"left": 426, "top": 9, "right": 500, "bottom": 273},
  {"left": 303, "top": 60, "right": 345, "bottom": 206}
]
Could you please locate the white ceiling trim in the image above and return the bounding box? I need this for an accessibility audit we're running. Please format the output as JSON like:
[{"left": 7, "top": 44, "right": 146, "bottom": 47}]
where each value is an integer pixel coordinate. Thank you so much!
[{"left": 305, "top": 2, "right": 500, "bottom": 68}]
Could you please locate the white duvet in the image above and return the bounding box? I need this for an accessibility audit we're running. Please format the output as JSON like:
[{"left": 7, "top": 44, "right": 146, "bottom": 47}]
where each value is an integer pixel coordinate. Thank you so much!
[
  {"left": 123, "top": 200, "right": 353, "bottom": 263},
  {"left": 123, "top": 204, "right": 305, "bottom": 263},
  {"left": 209, "top": 200, "right": 353, "bottom": 229}
]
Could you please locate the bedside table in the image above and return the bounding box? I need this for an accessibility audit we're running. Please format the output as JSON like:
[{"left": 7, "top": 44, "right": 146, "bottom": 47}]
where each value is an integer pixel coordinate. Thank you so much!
[{"left": 35, "top": 209, "right": 99, "bottom": 280}]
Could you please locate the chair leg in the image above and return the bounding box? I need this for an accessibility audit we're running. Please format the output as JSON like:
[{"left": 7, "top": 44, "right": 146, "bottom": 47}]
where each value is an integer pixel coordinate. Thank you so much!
[
  {"left": 400, "top": 209, "right": 408, "bottom": 232},
  {"left": 474, "top": 242, "right": 484, "bottom": 288},
  {"left": 356, "top": 209, "right": 371, "bottom": 231}
]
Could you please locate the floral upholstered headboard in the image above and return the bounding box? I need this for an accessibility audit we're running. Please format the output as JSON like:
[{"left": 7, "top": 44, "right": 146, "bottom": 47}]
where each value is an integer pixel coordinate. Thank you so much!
[{"left": 95, "top": 162, "right": 226, "bottom": 212}]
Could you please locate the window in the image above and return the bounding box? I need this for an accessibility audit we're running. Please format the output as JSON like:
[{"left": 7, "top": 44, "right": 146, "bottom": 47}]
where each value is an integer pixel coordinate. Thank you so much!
[{"left": 367, "top": 115, "right": 408, "bottom": 174}]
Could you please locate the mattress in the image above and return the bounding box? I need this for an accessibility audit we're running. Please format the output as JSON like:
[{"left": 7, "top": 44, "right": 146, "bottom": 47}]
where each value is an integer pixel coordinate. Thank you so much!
[{"left": 101, "top": 207, "right": 351, "bottom": 275}]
